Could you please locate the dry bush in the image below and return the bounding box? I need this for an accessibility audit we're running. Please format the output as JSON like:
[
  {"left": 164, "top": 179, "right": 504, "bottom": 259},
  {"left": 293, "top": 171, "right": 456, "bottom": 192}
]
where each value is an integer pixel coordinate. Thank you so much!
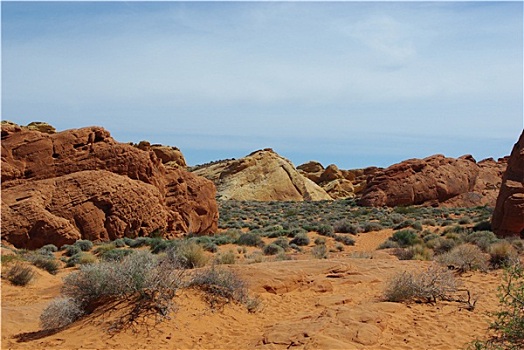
[
  {"left": 384, "top": 264, "right": 458, "bottom": 303},
  {"left": 489, "top": 241, "right": 519, "bottom": 269},
  {"left": 40, "top": 297, "right": 84, "bottom": 329},
  {"left": 436, "top": 243, "right": 489, "bottom": 273}
]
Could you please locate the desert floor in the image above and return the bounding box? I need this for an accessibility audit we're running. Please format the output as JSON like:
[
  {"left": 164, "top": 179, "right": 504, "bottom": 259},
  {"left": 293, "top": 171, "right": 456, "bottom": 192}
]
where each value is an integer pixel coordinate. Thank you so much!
[{"left": 2, "top": 230, "right": 503, "bottom": 350}]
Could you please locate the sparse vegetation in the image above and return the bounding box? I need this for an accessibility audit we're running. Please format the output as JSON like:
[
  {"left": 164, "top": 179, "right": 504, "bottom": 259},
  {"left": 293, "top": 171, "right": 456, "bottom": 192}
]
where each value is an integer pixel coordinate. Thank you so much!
[{"left": 5, "top": 263, "right": 35, "bottom": 286}]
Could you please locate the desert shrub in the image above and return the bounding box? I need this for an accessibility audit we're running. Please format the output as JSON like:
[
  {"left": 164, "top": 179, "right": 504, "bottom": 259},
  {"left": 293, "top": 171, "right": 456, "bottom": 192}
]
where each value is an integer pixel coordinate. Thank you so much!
[
  {"left": 363, "top": 222, "right": 383, "bottom": 232},
  {"left": 290, "top": 233, "right": 310, "bottom": 246},
  {"left": 273, "top": 237, "right": 289, "bottom": 250},
  {"left": 422, "top": 219, "right": 437, "bottom": 226},
  {"left": 94, "top": 243, "right": 116, "bottom": 255},
  {"left": 63, "top": 245, "right": 81, "bottom": 257},
  {"left": 423, "top": 233, "right": 441, "bottom": 243},
  {"left": 189, "top": 266, "right": 248, "bottom": 308},
  {"left": 509, "top": 239, "right": 524, "bottom": 254},
  {"left": 409, "top": 245, "right": 433, "bottom": 261},
  {"left": 5, "top": 263, "right": 35, "bottom": 286},
  {"left": 471, "top": 263, "right": 524, "bottom": 350},
  {"left": 378, "top": 240, "right": 400, "bottom": 249},
  {"left": 334, "top": 220, "right": 361, "bottom": 234},
  {"left": 316, "top": 224, "right": 335, "bottom": 237},
  {"left": 74, "top": 240, "right": 94, "bottom": 252},
  {"left": 312, "top": 244, "right": 328, "bottom": 259},
  {"left": 440, "top": 219, "right": 454, "bottom": 227},
  {"left": 98, "top": 248, "right": 133, "bottom": 262},
  {"left": 466, "top": 231, "right": 499, "bottom": 252},
  {"left": 314, "top": 237, "right": 326, "bottom": 245},
  {"left": 411, "top": 221, "right": 423, "bottom": 231},
  {"left": 235, "top": 233, "right": 263, "bottom": 247},
  {"left": 473, "top": 220, "right": 492, "bottom": 232},
  {"left": 28, "top": 255, "right": 60, "bottom": 275},
  {"left": 391, "top": 230, "right": 418, "bottom": 247},
  {"left": 459, "top": 217, "right": 472, "bottom": 225},
  {"left": 262, "top": 243, "right": 283, "bottom": 256},
  {"left": 436, "top": 244, "right": 489, "bottom": 273},
  {"left": 334, "top": 243, "right": 344, "bottom": 252},
  {"left": 125, "top": 237, "right": 151, "bottom": 248},
  {"left": 383, "top": 264, "right": 457, "bottom": 303},
  {"left": 395, "top": 219, "right": 415, "bottom": 230},
  {"left": 113, "top": 238, "right": 126, "bottom": 248},
  {"left": 489, "top": 241, "right": 518, "bottom": 269},
  {"left": 334, "top": 234, "right": 355, "bottom": 246},
  {"left": 289, "top": 243, "right": 302, "bottom": 252},
  {"left": 444, "top": 225, "right": 469, "bottom": 235},
  {"left": 40, "top": 244, "right": 58, "bottom": 254},
  {"left": 164, "top": 241, "right": 207, "bottom": 269},
  {"left": 215, "top": 250, "right": 236, "bottom": 265},
  {"left": 431, "top": 238, "right": 457, "bottom": 255},
  {"left": 40, "top": 297, "right": 84, "bottom": 330}
]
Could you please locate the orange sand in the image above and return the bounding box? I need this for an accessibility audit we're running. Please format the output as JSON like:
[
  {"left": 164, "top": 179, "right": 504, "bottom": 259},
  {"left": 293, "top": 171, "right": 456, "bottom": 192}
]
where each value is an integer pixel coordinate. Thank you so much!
[{"left": 2, "top": 231, "right": 503, "bottom": 349}]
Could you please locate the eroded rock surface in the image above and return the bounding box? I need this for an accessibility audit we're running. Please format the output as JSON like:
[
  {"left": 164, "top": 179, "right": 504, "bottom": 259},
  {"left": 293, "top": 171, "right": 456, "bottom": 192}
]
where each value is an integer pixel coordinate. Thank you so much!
[
  {"left": 358, "top": 154, "right": 506, "bottom": 208},
  {"left": 192, "top": 149, "right": 332, "bottom": 201},
  {"left": 492, "top": 131, "right": 524, "bottom": 237},
  {"left": 1, "top": 122, "right": 217, "bottom": 248}
]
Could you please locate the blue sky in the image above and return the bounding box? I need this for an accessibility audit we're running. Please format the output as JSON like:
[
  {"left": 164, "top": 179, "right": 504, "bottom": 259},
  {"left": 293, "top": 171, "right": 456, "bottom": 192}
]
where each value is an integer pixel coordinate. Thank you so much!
[{"left": 2, "top": 1, "right": 523, "bottom": 169}]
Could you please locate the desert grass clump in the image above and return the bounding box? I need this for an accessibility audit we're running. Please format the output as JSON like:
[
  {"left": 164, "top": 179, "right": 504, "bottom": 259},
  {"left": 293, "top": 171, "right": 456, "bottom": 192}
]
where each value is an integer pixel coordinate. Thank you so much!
[
  {"left": 315, "top": 224, "right": 335, "bottom": 237},
  {"left": 39, "top": 244, "right": 58, "bottom": 254},
  {"left": 333, "top": 220, "right": 362, "bottom": 234},
  {"left": 390, "top": 229, "right": 419, "bottom": 247},
  {"left": 164, "top": 241, "right": 207, "bottom": 269},
  {"left": 436, "top": 244, "right": 489, "bottom": 273},
  {"left": 62, "top": 244, "right": 81, "bottom": 257},
  {"left": 40, "top": 297, "right": 84, "bottom": 330},
  {"left": 5, "top": 263, "right": 35, "bottom": 286},
  {"left": 489, "top": 241, "right": 519, "bottom": 269},
  {"left": 383, "top": 264, "right": 458, "bottom": 303},
  {"left": 311, "top": 244, "right": 328, "bottom": 259},
  {"left": 215, "top": 250, "right": 236, "bottom": 265},
  {"left": 98, "top": 248, "right": 133, "bottom": 262},
  {"left": 363, "top": 222, "right": 383, "bottom": 232}
]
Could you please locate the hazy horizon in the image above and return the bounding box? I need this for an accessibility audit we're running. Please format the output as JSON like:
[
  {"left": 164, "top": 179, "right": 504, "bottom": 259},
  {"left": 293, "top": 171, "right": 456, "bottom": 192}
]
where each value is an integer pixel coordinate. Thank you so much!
[{"left": 2, "top": 1, "right": 523, "bottom": 169}]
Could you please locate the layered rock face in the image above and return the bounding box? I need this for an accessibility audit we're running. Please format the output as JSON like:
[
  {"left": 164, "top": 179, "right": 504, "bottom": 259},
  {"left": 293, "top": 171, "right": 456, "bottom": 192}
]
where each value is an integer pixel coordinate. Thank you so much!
[
  {"left": 192, "top": 149, "right": 332, "bottom": 201},
  {"left": 358, "top": 154, "right": 506, "bottom": 208},
  {"left": 297, "top": 162, "right": 380, "bottom": 199},
  {"left": 492, "top": 131, "right": 524, "bottom": 237},
  {"left": 1, "top": 122, "right": 217, "bottom": 249}
]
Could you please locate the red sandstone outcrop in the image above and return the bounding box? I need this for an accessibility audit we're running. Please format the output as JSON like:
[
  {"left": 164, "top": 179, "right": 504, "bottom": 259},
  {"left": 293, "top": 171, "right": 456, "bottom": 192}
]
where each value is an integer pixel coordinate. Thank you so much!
[
  {"left": 136, "top": 140, "right": 187, "bottom": 168},
  {"left": 1, "top": 122, "right": 217, "bottom": 249},
  {"left": 358, "top": 154, "right": 507, "bottom": 208},
  {"left": 492, "top": 131, "right": 524, "bottom": 237},
  {"left": 192, "top": 149, "right": 332, "bottom": 201}
]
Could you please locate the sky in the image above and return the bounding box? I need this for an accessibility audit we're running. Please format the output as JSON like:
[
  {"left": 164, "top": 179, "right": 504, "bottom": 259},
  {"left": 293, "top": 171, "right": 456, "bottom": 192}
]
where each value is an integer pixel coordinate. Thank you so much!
[{"left": 2, "top": 1, "right": 523, "bottom": 169}]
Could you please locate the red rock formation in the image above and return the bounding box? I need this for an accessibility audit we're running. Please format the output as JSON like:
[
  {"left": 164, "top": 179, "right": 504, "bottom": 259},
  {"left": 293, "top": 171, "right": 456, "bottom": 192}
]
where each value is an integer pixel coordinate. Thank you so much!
[
  {"left": 492, "top": 131, "right": 524, "bottom": 237},
  {"left": 358, "top": 154, "right": 506, "bottom": 207},
  {"left": 1, "top": 122, "right": 217, "bottom": 248}
]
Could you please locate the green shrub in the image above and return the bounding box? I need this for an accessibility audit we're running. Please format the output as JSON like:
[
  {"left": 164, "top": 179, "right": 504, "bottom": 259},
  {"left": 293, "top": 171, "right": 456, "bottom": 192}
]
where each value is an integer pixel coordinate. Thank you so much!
[
  {"left": 63, "top": 245, "right": 81, "bottom": 257},
  {"left": 377, "top": 240, "right": 400, "bottom": 249},
  {"left": 5, "top": 263, "right": 35, "bottom": 286},
  {"left": 290, "top": 233, "right": 310, "bottom": 246},
  {"left": 314, "top": 237, "right": 326, "bottom": 245},
  {"left": 74, "top": 240, "right": 94, "bottom": 252},
  {"left": 432, "top": 238, "right": 458, "bottom": 255},
  {"left": 98, "top": 248, "right": 133, "bottom": 262},
  {"left": 113, "top": 238, "right": 126, "bottom": 248},
  {"left": 334, "top": 220, "right": 361, "bottom": 234},
  {"left": 465, "top": 231, "right": 498, "bottom": 252},
  {"left": 40, "top": 244, "right": 58, "bottom": 254},
  {"left": 28, "top": 255, "right": 60, "bottom": 275},
  {"left": 363, "top": 222, "right": 383, "bottom": 232},
  {"left": 273, "top": 237, "right": 289, "bottom": 250},
  {"left": 263, "top": 243, "right": 283, "bottom": 256},
  {"left": 316, "top": 225, "right": 334, "bottom": 237},
  {"left": 235, "top": 233, "right": 263, "bottom": 247},
  {"left": 391, "top": 230, "right": 418, "bottom": 247}
]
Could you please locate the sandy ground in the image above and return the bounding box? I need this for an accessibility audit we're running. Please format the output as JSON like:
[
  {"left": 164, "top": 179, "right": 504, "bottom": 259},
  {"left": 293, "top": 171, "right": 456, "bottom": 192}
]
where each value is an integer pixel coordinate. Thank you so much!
[{"left": 1, "top": 230, "right": 503, "bottom": 350}]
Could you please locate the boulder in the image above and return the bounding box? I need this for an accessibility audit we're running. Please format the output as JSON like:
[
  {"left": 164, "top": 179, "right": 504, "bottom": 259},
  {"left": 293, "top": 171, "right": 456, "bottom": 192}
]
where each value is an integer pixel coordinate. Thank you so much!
[
  {"left": 492, "top": 131, "right": 524, "bottom": 237},
  {"left": 192, "top": 149, "right": 332, "bottom": 201},
  {"left": 1, "top": 124, "right": 217, "bottom": 248},
  {"left": 358, "top": 154, "right": 506, "bottom": 207}
]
